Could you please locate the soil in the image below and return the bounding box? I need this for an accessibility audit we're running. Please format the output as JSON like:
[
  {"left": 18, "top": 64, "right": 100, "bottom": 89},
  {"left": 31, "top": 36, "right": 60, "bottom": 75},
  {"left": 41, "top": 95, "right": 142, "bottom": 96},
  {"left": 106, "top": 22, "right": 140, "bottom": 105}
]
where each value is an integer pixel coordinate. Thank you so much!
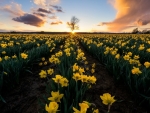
[{"left": 0, "top": 43, "right": 149, "bottom": 113}]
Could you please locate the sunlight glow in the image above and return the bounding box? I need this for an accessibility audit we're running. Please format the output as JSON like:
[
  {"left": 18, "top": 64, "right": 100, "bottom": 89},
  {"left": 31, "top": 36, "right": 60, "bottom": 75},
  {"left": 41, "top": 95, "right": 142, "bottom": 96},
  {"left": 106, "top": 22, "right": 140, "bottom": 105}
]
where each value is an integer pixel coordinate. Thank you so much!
[{"left": 71, "top": 31, "right": 75, "bottom": 34}]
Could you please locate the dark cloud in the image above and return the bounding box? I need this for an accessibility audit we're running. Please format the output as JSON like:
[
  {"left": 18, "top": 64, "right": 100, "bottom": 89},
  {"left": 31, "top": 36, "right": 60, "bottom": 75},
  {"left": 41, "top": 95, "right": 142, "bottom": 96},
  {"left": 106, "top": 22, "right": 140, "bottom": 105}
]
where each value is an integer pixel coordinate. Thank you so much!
[
  {"left": 37, "top": 8, "right": 52, "bottom": 14},
  {"left": 50, "top": 20, "right": 62, "bottom": 25},
  {"left": 51, "top": 5, "right": 63, "bottom": 12},
  {"left": 12, "top": 13, "right": 45, "bottom": 27},
  {"left": 136, "top": 14, "right": 150, "bottom": 26},
  {"left": 33, "top": 12, "right": 46, "bottom": 17}
]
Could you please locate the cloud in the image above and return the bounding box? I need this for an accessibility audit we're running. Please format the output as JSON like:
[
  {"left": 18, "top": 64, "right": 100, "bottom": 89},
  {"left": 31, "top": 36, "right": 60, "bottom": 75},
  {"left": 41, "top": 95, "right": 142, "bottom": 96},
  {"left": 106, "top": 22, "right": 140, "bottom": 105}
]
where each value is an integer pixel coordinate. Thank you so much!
[
  {"left": 33, "top": 0, "right": 46, "bottom": 6},
  {"left": 50, "top": 20, "right": 62, "bottom": 25},
  {"left": 49, "top": 15, "right": 58, "bottom": 19},
  {"left": 0, "top": 29, "right": 9, "bottom": 32},
  {"left": 136, "top": 14, "right": 150, "bottom": 26},
  {"left": 99, "top": 0, "right": 150, "bottom": 32},
  {"left": 0, "top": 2, "right": 24, "bottom": 16},
  {"left": 37, "top": 8, "right": 52, "bottom": 14},
  {"left": 33, "top": 12, "right": 46, "bottom": 17},
  {"left": 0, "top": 23, "right": 3, "bottom": 25},
  {"left": 51, "top": 5, "right": 64, "bottom": 12},
  {"left": 33, "top": 0, "right": 60, "bottom": 6},
  {"left": 12, "top": 13, "right": 45, "bottom": 27}
]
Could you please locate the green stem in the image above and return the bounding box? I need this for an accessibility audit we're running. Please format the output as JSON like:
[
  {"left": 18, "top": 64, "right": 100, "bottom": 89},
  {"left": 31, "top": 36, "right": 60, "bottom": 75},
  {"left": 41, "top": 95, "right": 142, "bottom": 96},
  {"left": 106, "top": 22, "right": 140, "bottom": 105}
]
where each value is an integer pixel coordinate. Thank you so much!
[{"left": 107, "top": 104, "right": 111, "bottom": 113}]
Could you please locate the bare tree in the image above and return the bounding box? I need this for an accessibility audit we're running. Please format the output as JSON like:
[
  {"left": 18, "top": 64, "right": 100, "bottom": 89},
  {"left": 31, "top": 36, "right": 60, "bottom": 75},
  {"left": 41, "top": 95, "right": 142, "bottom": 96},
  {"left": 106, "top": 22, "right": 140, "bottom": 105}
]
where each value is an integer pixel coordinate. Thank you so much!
[
  {"left": 132, "top": 28, "right": 139, "bottom": 34},
  {"left": 67, "top": 16, "right": 79, "bottom": 32}
]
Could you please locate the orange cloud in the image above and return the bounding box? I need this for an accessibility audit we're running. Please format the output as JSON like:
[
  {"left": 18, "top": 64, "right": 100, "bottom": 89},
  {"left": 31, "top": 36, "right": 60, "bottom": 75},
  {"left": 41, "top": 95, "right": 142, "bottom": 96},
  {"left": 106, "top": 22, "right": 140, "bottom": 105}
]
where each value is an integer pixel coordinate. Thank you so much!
[
  {"left": 50, "top": 20, "right": 62, "bottom": 25},
  {"left": 99, "top": 0, "right": 150, "bottom": 32}
]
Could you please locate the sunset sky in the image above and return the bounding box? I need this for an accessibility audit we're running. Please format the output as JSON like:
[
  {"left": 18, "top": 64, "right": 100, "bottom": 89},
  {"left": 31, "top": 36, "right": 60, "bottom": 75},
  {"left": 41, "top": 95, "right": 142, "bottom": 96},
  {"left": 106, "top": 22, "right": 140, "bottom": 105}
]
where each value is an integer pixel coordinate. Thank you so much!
[{"left": 0, "top": 0, "right": 150, "bottom": 32}]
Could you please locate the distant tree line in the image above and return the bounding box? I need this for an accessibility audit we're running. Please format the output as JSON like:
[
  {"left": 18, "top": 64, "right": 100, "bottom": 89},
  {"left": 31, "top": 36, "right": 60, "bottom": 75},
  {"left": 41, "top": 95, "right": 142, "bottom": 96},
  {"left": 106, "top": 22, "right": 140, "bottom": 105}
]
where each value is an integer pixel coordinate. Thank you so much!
[{"left": 132, "top": 28, "right": 150, "bottom": 34}]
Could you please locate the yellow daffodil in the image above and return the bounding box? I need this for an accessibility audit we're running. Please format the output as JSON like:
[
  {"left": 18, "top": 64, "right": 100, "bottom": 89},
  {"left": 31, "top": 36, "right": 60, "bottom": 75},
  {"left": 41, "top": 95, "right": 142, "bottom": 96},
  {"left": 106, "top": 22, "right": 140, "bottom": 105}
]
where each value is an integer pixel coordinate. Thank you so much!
[
  {"left": 84, "top": 61, "right": 88, "bottom": 65},
  {"left": 87, "top": 76, "right": 97, "bottom": 84},
  {"left": 21, "top": 53, "right": 28, "bottom": 59},
  {"left": 73, "top": 73, "right": 81, "bottom": 82},
  {"left": 66, "top": 52, "right": 71, "bottom": 56},
  {"left": 79, "top": 67, "right": 85, "bottom": 75},
  {"left": 39, "top": 62, "right": 43, "bottom": 66},
  {"left": 53, "top": 58, "right": 60, "bottom": 64},
  {"left": 91, "top": 69, "right": 95, "bottom": 74},
  {"left": 92, "top": 63, "right": 96, "bottom": 68},
  {"left": 44, "top": 61, "right": 47, "bottom": 65},
  {"left": 37, "top": 43, "right": 40, "bottom": 47},
  {"left": 123, "top": 54, "right": 130, "bottom": 60},
  {"left": 39, "top": 70, "right": 47, "bottom": 78},
  {"left": 48, "top": 91, "right": 64, "bottom": 103},
  {"left": 41, "top": 57, "right": 45, "bottom": 61},
  {"left": 49, "top": 56, "right": 60, "bottom": 64},
  {"left": 0, "top": 57, "right": 2, "bottom": 62},
  {"left": 73, "top": 102, "right": 89, "bottom": 113},
  {"left": 127, "top": 52, "right": 132, "bottom": 56},
  {"left": 52, "top": 75, "right": 63, "bottom": 83},
  {"left": 104, "top": 50, "right": 109, "bottom": 55},
  {"left": 1, "top": 44, "right": 7, "bottom": 48},
  {"left": 55, "top": 51, "right": 63, "bottom": 57},
  {"left": 134, "top": 55, "right": 139, "bottom": 60},
  {"left": 86, "top": 67, "right": 89, "bottom": 71},
  {"left": 60, "top": 77, "right": 69, "bottom": 87},
  {"left": 82, "top": 57, "right": 86, "bottom": 60},
  {"left": 144, "top": 62, "right": 150, "bottom": 68},
  {"left": 47, "top": 68, "right": 54, "bottom": 75},
  {"left": 80, "top": 75, "right": 88, "bottom": 83},
  {"left": 111, "top": 50, "right": 117, "bottom": 55},
  {"left": 93, "top": 109, "right": 99, "bottom": 113},
  {"left": 45, "top": 102, "right": 59, "bottom": 113},
  {"left": 2, "top": 51, "right": 6, "bottom": 54},
  {"left": 115, "top": 54, "right": 120, "bottom": 59},
  {"left": 146, "top": 48, "right": 150, "bottom": 52},
  {"left": 100, "top": 93, "right": 116, "bottom": 105},
  {"left": 138, "top": 46, "right": 145, "bottom": 50},
  {"left": 131, "top": 67, "right": 142, "bottom": 75},
  {"left": 4, "top": 56, "right": 9, "bottom": 60},
  {"left": 73, "top": 63, "right": 79, "bottom": 72},
  {"left": 12, "top": 54, "right": 17, "bottom": 59}
]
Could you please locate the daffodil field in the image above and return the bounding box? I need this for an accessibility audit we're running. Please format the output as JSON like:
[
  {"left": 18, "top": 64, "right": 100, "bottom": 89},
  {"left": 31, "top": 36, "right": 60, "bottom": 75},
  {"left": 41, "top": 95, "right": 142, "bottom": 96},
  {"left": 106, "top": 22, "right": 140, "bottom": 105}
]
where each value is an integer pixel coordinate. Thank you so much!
[
  {"left": 80, "top": 34, "right": 150, "bottom": 107},
  {"left": 0, "top": 34, "right": 63, "bottom": 102},
  {"left": 0, "top": 33, "right": 150, "bottom": 113}
]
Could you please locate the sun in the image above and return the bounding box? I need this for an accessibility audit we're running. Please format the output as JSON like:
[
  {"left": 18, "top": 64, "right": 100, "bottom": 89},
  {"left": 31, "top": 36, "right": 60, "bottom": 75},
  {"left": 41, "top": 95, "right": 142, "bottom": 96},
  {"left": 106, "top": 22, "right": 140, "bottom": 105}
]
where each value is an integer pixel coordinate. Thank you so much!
[{"left": 71, "top": 31, "right": 75, "bottom": 34}]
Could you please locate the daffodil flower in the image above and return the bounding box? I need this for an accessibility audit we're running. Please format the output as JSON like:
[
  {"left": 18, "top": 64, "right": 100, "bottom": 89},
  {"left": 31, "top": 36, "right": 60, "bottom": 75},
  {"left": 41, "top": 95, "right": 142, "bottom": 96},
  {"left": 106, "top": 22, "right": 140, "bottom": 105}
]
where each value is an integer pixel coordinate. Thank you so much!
[
  {"left": 21, "top": 53, "right": 28, "bottom": 59},
  {"left": 45, "top": 102, "right": 59, "bottom": 113},
  {"left": 52, "top": 75, "right": 63, "bottom": 83},
  {"left": 100, "top": 93, "right": 116, "bottom": 113},
  {"left": 73, "top": 102, "right": 89, "bottom": 113},
  {"left": 39, "top": 70, "right": 47, "bottom": 78},
  {"left": 100, "top": 93, "right": 116, "bottom": 106},
  {"left": 48, "top": 91, "right": 64, "bottom": 103},
  {"left": 60, "top": 77, "right": 69, "bottom": 87},
  {"left": 131, "top": 67, "right": 142, "bottom": 75}
]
